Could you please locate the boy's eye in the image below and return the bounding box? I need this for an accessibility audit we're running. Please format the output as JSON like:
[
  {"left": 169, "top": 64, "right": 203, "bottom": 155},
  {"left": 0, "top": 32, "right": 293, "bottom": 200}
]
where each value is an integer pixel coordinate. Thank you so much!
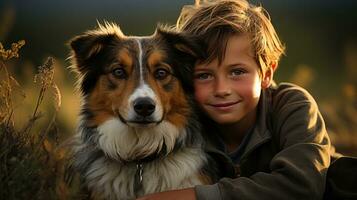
[
  {"left": 154, "top": 68, "right": 170, "bottom": 80},
  {"left": 230, "top": 68, "right": 246, "bottom": 76},
  {"left": 112, "top": 68, "right": 127, "bottom": 79},
  {"left": 194, "top": 73, "right": 212, "bottom": 80}
]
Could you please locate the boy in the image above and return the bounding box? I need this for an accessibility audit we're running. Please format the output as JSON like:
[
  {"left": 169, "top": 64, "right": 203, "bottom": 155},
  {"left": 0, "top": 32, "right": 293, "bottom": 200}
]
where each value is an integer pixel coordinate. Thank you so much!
[{"left": 138, "top": 0, "right": 332, "bottom": 199}]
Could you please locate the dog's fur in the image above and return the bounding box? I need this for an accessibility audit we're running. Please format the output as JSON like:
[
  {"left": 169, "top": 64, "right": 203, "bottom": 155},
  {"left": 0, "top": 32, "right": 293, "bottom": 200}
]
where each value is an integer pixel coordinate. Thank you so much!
[{"left": 67, "top": 22, "right": 212, "bottom": 200}]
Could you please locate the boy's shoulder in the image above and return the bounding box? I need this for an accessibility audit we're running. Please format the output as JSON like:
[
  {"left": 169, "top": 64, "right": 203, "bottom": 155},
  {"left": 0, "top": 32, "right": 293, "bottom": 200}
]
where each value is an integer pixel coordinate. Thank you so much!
[
  {"left": 263, "top": 82, "right": 320, "bottom": 119},
  {"left": 268, "top": 82, "right": 317, "bottom": 106}
]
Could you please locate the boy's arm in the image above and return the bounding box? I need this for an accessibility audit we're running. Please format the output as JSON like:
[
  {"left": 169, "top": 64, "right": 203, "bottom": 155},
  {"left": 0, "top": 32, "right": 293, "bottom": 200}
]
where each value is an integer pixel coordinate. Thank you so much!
[
  {"left": 136, "top": 188, "right": 196, "bottom": 200},
  {"left": 196, "top": 85, "right": 331, "bottom": 200}
]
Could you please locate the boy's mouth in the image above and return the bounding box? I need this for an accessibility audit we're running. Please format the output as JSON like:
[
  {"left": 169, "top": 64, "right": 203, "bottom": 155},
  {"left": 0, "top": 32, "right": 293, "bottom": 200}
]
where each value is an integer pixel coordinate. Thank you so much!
[{"left": 209, "top": 100, "right": 241, "bottom": 108}]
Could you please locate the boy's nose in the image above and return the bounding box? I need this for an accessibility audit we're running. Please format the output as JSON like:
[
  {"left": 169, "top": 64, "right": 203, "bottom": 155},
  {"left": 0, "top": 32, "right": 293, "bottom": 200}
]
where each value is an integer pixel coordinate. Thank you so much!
[{"left": 214, "top": 78, "right": 232, "bottom": 97}]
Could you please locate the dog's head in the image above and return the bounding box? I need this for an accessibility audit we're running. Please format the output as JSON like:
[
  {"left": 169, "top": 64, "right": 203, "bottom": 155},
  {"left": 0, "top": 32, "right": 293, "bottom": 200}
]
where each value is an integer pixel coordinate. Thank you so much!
[{"left": 69, "top": 22, "right": 204, "bottom": 161}]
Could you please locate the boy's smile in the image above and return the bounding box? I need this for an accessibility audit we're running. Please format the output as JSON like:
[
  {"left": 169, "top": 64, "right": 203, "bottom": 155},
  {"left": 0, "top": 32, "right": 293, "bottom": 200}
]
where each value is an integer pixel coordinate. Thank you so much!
[
  {"left": 194, "top": 35, "right": 271, "bottom": 126},
  {"left": 209, "top": 100, "right": 242, "bottom": 110}
]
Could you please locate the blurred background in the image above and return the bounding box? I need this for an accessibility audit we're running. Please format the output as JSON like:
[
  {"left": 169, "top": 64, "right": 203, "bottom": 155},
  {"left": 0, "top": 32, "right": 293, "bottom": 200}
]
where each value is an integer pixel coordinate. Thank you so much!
[{"left": 1, "top": 0, "right": 357, "bottom": 155}]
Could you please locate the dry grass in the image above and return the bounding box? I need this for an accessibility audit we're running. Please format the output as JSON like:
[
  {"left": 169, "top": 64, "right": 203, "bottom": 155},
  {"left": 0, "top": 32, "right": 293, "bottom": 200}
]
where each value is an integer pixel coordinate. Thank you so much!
[{"left": 0, "top": 41, "right": 73, "bottom": 200}]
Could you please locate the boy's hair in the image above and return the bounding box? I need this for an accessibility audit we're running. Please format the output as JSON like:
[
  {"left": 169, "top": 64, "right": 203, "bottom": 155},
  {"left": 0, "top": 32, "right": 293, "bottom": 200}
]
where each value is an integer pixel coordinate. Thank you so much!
[{"left": 177, "top": 0, "right": 285, "bottom": 75}]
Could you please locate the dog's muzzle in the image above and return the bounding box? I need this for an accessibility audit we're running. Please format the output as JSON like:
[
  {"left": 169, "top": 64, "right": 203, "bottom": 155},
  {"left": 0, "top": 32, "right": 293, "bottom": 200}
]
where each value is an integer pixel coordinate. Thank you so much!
[
  {"left": 124, "top": 97, "right": 161, "bottom": 125},
  {"left": 133, "top": 97, "right": 156, "bottom": 117},
  {"left": 116, "top": 96, "right": 164, "bottom": 126}
]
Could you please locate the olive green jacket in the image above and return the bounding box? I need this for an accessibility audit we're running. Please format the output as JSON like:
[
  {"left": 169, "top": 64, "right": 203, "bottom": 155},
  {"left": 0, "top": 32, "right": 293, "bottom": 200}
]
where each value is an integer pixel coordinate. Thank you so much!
[{"left": 195, "top": 83, "right": 331, "bottom": 200}]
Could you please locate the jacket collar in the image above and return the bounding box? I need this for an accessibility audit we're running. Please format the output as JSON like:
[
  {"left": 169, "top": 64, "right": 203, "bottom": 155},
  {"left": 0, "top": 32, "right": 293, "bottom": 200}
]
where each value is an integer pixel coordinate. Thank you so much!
[{"left": 240, "top": 88, "right": 272, "bottom": 161}]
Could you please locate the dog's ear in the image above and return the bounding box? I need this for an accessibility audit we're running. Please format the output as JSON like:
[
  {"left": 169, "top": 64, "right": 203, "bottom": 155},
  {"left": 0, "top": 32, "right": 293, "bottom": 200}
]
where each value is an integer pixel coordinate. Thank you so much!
[
  {"left": 155, "top": 26, "right": 206, "bottom": 94},
  {"left": 155, "top": 26, "right": 206, "bottom": 60},
  {"left": 69, "top": 22, "right": 123, "bottom": 74}
]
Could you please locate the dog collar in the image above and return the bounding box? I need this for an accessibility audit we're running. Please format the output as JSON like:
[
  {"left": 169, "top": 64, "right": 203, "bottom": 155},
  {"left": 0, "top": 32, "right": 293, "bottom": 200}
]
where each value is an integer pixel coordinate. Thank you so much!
[
  {"left": 134, "top": 163, "right": 144, "bottom": 196},
  {"left": 131, "top": 153, "right": 163, "bottom": 196}
]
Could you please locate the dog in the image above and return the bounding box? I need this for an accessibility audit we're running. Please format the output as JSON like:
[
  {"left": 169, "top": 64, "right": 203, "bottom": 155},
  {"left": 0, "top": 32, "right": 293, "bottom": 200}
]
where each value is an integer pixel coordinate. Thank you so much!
[{"left": 67, "top": 22, "right": 213, "bottom": 200}]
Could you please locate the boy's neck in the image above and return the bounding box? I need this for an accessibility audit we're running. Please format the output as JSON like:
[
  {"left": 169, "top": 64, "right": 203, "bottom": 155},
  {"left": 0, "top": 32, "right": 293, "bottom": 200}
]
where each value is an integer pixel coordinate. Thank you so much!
[{"left": 217, "top": 107, "right": 257, "bottom": 153}]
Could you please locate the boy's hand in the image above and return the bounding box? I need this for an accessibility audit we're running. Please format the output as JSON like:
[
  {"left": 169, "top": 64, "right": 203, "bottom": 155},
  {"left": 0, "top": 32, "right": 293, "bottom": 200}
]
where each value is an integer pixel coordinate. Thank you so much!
[{"left": 136, "top": 188, "right": 196, "bottom": 200}]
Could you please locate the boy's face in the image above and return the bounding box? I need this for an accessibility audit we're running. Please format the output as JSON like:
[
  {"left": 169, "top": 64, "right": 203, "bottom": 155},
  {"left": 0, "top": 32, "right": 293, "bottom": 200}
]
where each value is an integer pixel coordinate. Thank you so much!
[{"left": 194, "top": 35, "right": 270, "bottom": 125}]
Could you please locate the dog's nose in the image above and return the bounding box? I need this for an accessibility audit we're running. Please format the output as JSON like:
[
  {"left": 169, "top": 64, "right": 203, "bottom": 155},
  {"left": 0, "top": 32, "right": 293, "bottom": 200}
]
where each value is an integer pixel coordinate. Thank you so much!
[{"left": 133, "top": 97, "right": 156, "bottom": 117}]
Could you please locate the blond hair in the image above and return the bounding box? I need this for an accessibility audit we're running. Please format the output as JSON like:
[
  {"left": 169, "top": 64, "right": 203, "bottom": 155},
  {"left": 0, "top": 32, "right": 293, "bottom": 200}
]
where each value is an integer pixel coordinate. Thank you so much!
[{"left": 177, "top": 0, "right": 285, "bottom": 75}]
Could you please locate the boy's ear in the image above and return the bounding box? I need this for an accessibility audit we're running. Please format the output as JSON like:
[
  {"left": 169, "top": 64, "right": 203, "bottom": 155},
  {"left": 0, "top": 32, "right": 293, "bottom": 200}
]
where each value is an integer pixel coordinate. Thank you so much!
[
  {"left": 69, "top": 23, "right": 123, "bottom": 74},
  {"left": 261, "top": 61, "right": 278, "bottom": 89},
  {"left": 261, "top": 67, "right": 274, "bottom": 89},
  {"left": 155, "top": 26, "right": 206, "bottom": 59}
]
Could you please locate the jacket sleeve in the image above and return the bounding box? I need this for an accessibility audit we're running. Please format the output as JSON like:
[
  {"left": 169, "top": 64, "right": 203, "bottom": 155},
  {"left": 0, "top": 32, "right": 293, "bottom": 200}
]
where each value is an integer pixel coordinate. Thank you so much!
[{"left": 195, "top": 84, "right": 331, "bottom": 200}]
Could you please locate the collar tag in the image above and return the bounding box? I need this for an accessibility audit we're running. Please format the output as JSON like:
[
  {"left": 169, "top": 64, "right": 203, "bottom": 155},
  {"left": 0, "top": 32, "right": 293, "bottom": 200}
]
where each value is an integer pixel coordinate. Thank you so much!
[{"left": 134, "top": 163, "right": 144, "bottom": 195}]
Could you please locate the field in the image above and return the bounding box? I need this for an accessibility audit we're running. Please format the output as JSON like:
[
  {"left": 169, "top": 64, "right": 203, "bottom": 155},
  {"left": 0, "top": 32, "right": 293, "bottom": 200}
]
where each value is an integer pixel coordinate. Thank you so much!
[{"left": 1, "top": 0, "right": 356, "bottom": 199}]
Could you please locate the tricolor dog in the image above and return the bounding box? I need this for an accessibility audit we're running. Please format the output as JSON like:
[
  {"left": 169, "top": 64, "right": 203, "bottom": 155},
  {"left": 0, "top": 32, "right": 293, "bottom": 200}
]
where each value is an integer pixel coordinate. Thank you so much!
[{"left": 67, "top": 22, "right": 213, "bottom": 199}]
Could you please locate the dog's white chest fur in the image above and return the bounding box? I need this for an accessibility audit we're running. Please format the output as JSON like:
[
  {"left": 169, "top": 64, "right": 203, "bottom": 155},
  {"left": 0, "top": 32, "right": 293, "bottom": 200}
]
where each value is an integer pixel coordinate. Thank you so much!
[{"left": 84, "top": 148, "right": 206, "bottom": 200}]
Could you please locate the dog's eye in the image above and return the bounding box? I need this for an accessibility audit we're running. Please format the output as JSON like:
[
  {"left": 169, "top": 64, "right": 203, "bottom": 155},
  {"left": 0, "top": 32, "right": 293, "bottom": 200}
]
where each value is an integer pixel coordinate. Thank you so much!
[
  {"left": 112, "top": 68, "right": 127, "bottom": 79},
  {"left": 154, "top": 68, "right": 170, "bottom": 80}
]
